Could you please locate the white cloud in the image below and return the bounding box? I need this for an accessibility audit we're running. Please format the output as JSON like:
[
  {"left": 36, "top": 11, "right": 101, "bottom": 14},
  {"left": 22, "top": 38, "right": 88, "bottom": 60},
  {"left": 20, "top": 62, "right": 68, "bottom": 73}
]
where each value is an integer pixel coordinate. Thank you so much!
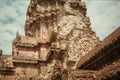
[
  {"left": 0, "top": 0, "right": 120, "bottom": 55},
  {"left": 85, "top": 0, "right": 120, "bottom": 40}
]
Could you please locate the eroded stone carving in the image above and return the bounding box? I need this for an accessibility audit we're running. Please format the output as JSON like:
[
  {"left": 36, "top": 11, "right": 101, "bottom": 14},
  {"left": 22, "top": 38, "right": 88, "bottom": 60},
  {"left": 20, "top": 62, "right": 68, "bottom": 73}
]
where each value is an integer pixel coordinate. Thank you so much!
[{"left": 12, "top": 0, "right": 100, "bottom": 79}]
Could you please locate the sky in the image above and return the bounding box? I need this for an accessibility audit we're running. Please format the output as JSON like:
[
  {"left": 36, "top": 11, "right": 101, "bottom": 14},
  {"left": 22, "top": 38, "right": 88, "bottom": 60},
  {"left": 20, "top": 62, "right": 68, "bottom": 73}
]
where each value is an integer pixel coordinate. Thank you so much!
[{"left": 0, "top": 0, "right": 120, "bottom": 55}]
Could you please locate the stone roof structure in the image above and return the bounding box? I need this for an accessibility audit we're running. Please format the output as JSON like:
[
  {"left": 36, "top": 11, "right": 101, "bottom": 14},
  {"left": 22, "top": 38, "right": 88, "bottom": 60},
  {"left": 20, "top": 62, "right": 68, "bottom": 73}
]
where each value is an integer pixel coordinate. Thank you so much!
[
  {"left": 0, "top": 52, "right": 15, "bottom": 80},
  {"left": 76, "top": 27, "right": 120, "bottom": 70},
  {"left": 96, "top": 60, "right": 120, "bottom": 79},
  {"left": 16, "top": 36, "right": 38, "bottom": 47}
]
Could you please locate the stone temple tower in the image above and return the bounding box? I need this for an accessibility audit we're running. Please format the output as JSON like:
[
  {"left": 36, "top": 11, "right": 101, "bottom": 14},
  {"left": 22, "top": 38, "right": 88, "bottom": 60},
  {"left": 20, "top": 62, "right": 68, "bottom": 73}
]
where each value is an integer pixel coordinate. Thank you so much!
[{"left": 12, "top": 0, "right": 99, "bottom": 79}]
